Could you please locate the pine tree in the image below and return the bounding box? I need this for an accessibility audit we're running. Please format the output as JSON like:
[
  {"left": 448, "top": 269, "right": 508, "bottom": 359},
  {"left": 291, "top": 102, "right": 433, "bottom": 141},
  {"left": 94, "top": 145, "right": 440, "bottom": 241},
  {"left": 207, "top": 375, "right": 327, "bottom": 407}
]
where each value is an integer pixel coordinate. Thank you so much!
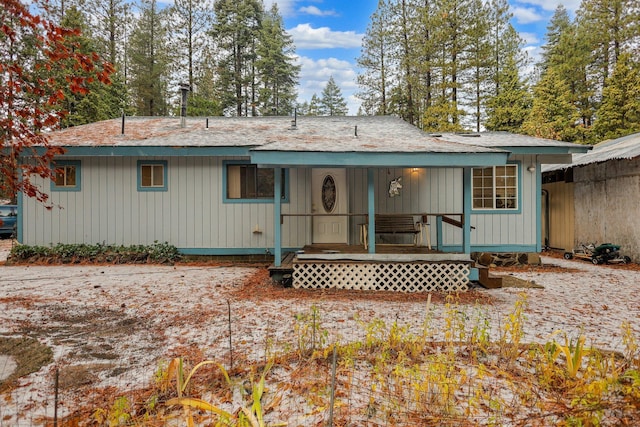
[
  {"left": 170, "top": 0, "right": 214, "bottom": 90},
  {"left": 211, "top": 0, "right": 263, "bottom": 116},
  {"left": 356, "top": 0, "right": 394, "bottom": 116},
  {"left": 485, "top": 50, "right": 531, "bottom": 132},
  {"left": 592, "top": 53, "right": 640, "bottom": 140},
  {"left": 521, "top": 69, "right": 580, "bottom": 141},
  {"left": 58, "top": 7, "right": 127, "bottom": 126},
  {"left": 421, "top": 0, "right": 478, "bottom": 130},
  {"left": 255, "top": 4, "right": 300, "bottom": 116},
  {"left": 186, "top": 50, "right": 223, "bottom": 116},
  {"left": 539, "top": 5, "right": 572, "bottom": 70},
  {"left": 295, "top": 100, "right": 309, "bottom": 116},
  {"left": 320, "top": 76, "right": 348, "bottom": 116},
  {"left": 577, "top": 0, "right": 639, "bottom": 87},
  {"left": 128, "top": 0, "right": 172, "bottom": 116},
  {"left": 307, "top": 94, "right": 322, "bottom": 116},
  {"left": 465, "top": 0, "right": 492, "bottom": 131},
  {"left": 85, "top": 0, "right": 131, "bottom": 68},
  {"left": 389, "top": 0, "right": 421, "bottom": 124},
  {"left": 536, "top": 5, "right": 596, "bottom": 141}
]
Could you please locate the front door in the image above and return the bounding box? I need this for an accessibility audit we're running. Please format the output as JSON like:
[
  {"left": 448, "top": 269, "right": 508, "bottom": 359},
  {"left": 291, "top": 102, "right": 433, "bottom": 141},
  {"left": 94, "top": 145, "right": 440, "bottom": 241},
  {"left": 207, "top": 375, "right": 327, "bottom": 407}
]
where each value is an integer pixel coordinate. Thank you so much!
[{"left": 312, "top": 168, "right": 348, "bottom": 244}]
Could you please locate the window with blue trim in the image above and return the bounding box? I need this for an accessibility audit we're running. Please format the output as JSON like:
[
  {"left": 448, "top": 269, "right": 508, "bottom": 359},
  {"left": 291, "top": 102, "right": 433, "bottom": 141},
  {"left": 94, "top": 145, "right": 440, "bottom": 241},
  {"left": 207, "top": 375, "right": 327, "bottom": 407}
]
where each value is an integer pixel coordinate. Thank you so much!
[
  {"left": 137, "top": 160, "right": 168, "bottom": 191},
  {"left": 472, "top": 165, "right": 518, "bottom": 210},
  {"left": 226, "top": 163, "right": 286, "bottom": 201},
  {"left": 52, "top": 160, "right": 81, "bottom": 191}
]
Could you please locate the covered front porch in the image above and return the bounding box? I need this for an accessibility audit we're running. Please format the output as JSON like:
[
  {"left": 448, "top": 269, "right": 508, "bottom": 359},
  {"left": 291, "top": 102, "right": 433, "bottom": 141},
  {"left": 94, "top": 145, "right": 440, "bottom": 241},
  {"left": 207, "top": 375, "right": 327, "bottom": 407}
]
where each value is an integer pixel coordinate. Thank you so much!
[{"left": 247, "top": 117, "right": 586, "bottom": 292}]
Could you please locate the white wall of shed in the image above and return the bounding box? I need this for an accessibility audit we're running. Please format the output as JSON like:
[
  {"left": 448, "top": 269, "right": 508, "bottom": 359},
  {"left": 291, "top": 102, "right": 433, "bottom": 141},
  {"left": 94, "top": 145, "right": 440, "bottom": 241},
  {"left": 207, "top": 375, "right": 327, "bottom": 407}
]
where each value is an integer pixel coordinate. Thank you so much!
[{"left": 573, "top": 158, "right": 640, "bottom": 262}]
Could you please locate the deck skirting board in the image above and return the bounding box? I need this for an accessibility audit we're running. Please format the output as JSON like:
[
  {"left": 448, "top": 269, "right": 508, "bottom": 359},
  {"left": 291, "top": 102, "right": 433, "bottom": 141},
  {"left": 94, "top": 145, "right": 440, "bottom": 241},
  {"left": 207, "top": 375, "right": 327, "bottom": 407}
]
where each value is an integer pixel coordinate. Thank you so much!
[{"left": 293, "top": 261, "right": 470, "bottom": 292}]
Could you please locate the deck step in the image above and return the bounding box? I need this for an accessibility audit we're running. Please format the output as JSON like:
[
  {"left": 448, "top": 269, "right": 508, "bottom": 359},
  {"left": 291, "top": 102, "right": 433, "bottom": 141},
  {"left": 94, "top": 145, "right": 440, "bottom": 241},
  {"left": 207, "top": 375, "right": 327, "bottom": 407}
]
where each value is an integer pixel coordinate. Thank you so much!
[
  {"left": 268, "top": 252, "right": 295, "bottom": 283},
  {"left": 476, "top": 265, "right": 502, "bottom": 289}
]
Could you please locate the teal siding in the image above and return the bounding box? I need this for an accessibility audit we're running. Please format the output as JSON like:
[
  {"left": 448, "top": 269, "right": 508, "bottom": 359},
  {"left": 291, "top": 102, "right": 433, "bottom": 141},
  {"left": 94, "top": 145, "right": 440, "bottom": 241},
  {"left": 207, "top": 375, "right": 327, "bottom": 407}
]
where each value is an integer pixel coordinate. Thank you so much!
[
  {"left": 347, "top": 156, "right": 539, "bottom": 250},
  {"left": 21, "top": 157, "right": 311, "bottom": 250},
  {"left": 21, "top": 156, "right": 539, "bottom": 253},
  {"left": 469, "top": 154, "right": 538, "bottom": 248}
]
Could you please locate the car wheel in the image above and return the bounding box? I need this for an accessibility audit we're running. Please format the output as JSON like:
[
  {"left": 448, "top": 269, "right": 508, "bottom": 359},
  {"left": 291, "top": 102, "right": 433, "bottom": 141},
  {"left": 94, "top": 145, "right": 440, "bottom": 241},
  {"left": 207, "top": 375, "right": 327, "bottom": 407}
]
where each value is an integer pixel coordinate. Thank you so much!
[
  {"left": 592, "top": 257, "right": 600, "bottom": 265},
  {"left": 564, "top": 252, "right": 573, "bottom": 260}
]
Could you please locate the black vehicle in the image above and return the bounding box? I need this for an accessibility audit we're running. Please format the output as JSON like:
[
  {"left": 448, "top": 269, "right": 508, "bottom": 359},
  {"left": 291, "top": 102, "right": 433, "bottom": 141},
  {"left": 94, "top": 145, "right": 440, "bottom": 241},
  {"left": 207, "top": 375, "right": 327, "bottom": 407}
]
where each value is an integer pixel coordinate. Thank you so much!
[{"left": 0, "top": 205, "right": 17, "bottom": 239}]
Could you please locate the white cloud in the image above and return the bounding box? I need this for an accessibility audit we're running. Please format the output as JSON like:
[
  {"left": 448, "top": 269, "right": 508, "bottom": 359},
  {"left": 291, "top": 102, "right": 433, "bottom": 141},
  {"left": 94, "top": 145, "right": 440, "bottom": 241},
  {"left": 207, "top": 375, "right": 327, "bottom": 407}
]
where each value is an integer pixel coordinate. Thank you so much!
[
  {"left": 513, "top": 0, "right": 581, "bottom": 13},
  {"left": 521, "top": 45, "right": 543, "bottom": 79},
  {"left": 287, "top": 23, "right": 363, "bottom": 49},
  {"left": 264, "top": 0, "right": 297, "bottom": 17},
  {"left": 519, "top": 32, "right": 540, "bottom": 45},
  {"left": 512, "top": 7, "right": 544, "bottom": 24},
  {"left": 299, "top": 5, "right": 339, "bottom": 17},
  {"left": 295, "top": 56, "right": 360, "bottom": 114}
]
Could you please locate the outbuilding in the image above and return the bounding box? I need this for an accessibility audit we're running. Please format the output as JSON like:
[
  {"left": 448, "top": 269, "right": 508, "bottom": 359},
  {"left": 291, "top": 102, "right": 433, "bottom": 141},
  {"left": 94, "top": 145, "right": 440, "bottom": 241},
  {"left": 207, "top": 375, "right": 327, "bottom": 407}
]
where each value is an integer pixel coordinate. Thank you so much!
[{"left": 542, "top": 132, "right": 640, "bottom": 262}]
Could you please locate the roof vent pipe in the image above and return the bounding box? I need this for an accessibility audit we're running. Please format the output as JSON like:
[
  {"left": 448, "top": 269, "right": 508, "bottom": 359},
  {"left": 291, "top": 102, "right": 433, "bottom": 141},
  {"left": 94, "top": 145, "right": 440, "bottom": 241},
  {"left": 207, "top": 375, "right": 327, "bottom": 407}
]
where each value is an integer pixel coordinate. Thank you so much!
[
  {"left": 179, "top": 83, "right": 191, "bottom": 128},
  {"left": 206, "top": 118, "right": 209, "bottom": 129},
  {"left": 290, "top": 108, "right": 297, "bottom": 130},
  {"left": 355, "top": 125, "right": 358, "bottom": 137},
  {"left": 121, "top": 112, "right": 125, "bottom": 135}
]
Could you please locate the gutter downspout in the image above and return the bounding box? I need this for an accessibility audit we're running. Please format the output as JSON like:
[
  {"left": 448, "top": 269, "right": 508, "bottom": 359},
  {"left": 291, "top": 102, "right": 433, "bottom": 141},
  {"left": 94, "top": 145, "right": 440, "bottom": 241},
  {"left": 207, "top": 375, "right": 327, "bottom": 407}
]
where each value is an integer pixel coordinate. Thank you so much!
[{"left": 541, "top": 189, "right": 550, "bottom": 249}]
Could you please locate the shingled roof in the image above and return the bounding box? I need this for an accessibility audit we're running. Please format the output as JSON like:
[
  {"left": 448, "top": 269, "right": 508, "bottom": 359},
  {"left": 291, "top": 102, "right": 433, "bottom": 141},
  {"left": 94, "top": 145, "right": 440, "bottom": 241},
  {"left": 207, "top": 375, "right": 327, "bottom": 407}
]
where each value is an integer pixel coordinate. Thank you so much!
[{"left": 46, "top": 116, "right": 501, "bottom": 154}]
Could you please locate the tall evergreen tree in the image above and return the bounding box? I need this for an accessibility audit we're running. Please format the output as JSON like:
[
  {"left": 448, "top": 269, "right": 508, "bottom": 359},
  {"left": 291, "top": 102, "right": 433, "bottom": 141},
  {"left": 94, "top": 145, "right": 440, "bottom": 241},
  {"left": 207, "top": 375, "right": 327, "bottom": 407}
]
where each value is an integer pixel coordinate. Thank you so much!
[
  {"left": 465, "top": 0, "right": 492, "bottom": 131},
  {"left": 485, "top": 50, "right": 531, "bottom": 131},
  {"left": 320, "top": 76, "right": 348, "bottom": 116},
  {"left": 422, "top": 0, "right": 477, "bottom": 130},
  {"left": 128, "top": 0, "right": 171, "bottom": 116},
  {"left": 536, "top": 5, "right": 596, "bottom": 141},
  {"left": 356, "top": 0, "right": 394, "bottom": 116},
  {"left": 187, "top": 50, "right": 223, "bottom": 116},
  {"left": 58, "top": 7, "right": 127, "bottom": 126},
  {"left": 592, "top": 53, "right": 640, "bottom": 140},
  {"left": 85, "top": 0, "right": 130, "bottom": 69},
  {"left": 307, "top": 94, "right": 323, "bottom": 116},
  {"left": 483, "top": 0, "right": 530, "bottom": 133},
  {"left": 211, "top": 0, "right": 263, "bottom": 116},
  {"left": 539, "top": 5, "right": 572, "bottom": 71},
  {"left": 170, "top": 0, "right": 214, "bottom": 90},
  {"left": 521, "top": 69, "right": 580, "bottom": 141},
  {"left": 577, "top": 0, "right": 639, "bottom": 87},
  {"left": 255, "top": 4, "right": 300, "bottom": 115},
  {"left": 390, "top": 0, "right": 421, "bottom": 124}
]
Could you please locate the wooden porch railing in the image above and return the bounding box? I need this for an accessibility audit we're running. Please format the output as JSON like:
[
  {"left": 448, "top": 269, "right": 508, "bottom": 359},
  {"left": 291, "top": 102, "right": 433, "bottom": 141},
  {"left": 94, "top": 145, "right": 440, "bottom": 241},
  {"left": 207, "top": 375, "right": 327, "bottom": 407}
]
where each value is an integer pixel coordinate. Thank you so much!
[{"left": 280, "top": 212, "right": 473, "bottom": 251}]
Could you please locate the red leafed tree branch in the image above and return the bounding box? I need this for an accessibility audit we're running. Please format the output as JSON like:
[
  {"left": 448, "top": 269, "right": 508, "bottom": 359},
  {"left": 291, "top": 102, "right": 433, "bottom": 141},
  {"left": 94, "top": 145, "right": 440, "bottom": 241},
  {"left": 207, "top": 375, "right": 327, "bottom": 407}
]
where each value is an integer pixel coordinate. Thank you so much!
[{"left": 0, "top": 0, "right": 114, "bottom": 204}]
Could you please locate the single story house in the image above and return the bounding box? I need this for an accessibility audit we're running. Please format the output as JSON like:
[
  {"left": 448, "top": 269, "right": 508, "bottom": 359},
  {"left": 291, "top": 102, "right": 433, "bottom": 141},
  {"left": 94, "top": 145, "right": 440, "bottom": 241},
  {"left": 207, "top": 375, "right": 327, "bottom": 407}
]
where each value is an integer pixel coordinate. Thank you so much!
[
  {"left": 17, "top": 116, "right": 589, "bottom": 291},
  {"left": 542, "top": 132, "right": 640, "bottom": 261}
]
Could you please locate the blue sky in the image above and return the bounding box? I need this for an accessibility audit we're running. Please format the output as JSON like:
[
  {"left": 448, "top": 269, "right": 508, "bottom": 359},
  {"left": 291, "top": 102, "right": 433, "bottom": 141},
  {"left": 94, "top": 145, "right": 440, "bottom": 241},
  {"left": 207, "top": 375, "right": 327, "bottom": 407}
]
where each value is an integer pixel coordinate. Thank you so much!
[{"left": 264, "top": 0, "right": 582, "bottom": 114}]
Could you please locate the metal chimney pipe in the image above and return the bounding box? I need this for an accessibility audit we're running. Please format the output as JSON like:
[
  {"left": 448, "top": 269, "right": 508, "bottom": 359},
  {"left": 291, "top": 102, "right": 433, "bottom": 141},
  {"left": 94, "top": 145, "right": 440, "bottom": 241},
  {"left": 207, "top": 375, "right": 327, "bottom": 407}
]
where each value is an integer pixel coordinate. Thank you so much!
[{"left": 179, "top": 83, "right": 191, "bottom": 128}]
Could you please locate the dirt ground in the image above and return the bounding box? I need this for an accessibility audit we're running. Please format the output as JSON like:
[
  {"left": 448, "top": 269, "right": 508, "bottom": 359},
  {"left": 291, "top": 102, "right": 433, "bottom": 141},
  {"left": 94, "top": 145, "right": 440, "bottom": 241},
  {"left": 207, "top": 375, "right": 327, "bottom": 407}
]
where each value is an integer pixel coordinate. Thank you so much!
[{"left": 1, "top": 239, "right": 639, "bottom": 425}]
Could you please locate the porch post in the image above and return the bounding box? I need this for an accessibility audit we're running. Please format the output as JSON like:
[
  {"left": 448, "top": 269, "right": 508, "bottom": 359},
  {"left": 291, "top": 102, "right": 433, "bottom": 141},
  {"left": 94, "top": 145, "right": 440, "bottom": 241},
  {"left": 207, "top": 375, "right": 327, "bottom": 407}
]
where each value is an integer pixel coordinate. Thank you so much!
[
  {"left": 274, "top": 167, "right": 282, "bottom": 266},
  {"left": 534, "top": 161, "right": 542, "bottom": 252},
  {"left": 367, "top": 168, "right": 376, "bottom": 253},
  {"left": 463, "top": 167, "right": 472, "bottom": 254}
]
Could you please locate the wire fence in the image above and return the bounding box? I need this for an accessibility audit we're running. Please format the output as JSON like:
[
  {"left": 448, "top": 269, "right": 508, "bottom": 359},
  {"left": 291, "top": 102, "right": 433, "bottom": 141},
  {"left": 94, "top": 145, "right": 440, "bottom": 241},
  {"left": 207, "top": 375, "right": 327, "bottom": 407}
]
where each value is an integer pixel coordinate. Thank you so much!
[{"left": 1, "top": 295, "right": 639, "bottom": 426}]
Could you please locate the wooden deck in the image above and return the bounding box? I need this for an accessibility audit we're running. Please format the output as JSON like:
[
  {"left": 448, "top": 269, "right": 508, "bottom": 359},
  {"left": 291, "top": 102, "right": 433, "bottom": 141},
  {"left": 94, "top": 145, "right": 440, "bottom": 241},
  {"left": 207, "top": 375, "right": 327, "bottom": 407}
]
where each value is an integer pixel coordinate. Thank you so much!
[
  {"left": 299, "top": 243, "right": 437, "bottom": 255},
  {"left": 268, "top": 244, "right": 449, "bottom": 284}
]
